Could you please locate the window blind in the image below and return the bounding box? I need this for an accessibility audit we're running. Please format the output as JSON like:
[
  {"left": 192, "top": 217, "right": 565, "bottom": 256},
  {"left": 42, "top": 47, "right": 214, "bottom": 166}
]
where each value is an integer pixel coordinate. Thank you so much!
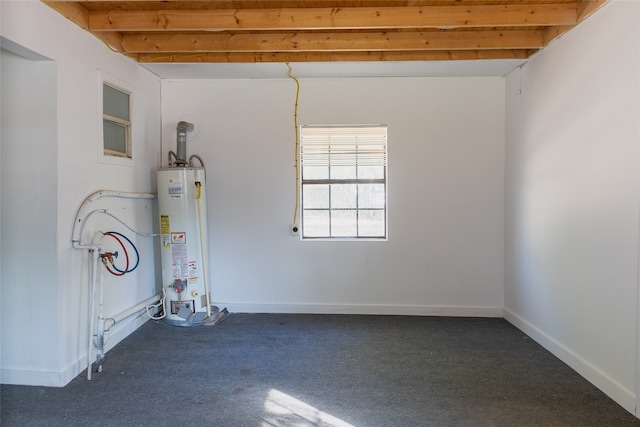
[{"left": 300, "top": 125, "right": 387, "bottom": 167}]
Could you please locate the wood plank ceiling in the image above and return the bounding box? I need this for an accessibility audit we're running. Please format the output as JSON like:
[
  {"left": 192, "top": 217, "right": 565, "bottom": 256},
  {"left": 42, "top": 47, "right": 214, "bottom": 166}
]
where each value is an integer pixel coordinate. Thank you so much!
[{"left": 42, "top": 0, "right": 607, "bottom": 64}]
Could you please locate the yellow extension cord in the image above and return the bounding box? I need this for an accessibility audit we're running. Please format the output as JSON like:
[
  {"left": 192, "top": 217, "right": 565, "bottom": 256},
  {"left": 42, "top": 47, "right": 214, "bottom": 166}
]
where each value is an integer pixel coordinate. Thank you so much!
[{"left": 286, "top": 61, "right": 301, "bottom": 227}]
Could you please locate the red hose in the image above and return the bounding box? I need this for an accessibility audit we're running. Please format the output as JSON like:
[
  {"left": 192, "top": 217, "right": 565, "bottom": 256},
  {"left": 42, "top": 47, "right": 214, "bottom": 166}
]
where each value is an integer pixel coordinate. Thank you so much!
[{"left": 102, "top": 232, "right": 129, "bottom": 276}]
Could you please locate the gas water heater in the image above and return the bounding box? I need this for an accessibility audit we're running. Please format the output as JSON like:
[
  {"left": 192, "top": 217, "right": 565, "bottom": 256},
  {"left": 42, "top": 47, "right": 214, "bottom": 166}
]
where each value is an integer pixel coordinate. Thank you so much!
[{"left": 157, "top": 121, "right": 225, "bottom": 326}]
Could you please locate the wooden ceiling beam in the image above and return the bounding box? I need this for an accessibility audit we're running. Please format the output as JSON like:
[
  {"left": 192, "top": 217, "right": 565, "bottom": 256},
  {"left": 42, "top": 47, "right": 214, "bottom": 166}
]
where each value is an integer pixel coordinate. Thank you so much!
[
  {"left": 544, "top": 0, "right": 607, "bottom": 45},
  {"left": 134, "top": 49, "right": 533, "bottom": 63},
  {"left": 42, "top": 1, "right": 609, "bottom": 64},
  {"left": 43, "top": 1, "right": 125, "bottom": 51},
  {"left": 121, "top": 30, "right": 545, "bottom": 53},
  {"left": 88, "top": 4, "right": 577, "bottom": 32},
  {"left": 577, "top": 0, "right": 607, "bottom": 21},
  {"left": 43, "top": 1, "right": 89, "bottom": 30}
]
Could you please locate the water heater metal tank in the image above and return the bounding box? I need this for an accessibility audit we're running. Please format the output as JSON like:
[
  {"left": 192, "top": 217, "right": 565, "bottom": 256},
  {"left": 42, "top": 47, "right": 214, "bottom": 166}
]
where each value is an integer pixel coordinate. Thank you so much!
[{"left": 157, "top": 166, "right": 211, "bottom": 326}]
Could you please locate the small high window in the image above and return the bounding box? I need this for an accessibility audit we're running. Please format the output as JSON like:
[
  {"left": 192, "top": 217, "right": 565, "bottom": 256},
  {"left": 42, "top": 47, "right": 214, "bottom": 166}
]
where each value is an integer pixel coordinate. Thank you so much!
[
  {"left": 102, "top": 81, "right": 131, "bottom": 159},
  {"left": 300, "top": 125, "right": 388, "bottom": 240}
]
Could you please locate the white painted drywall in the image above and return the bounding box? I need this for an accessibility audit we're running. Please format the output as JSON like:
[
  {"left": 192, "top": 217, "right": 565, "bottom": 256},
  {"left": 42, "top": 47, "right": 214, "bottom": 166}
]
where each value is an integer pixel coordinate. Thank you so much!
[
  {"left": 1, "top": 1, "right": 162, "bottom": 386},
  {"left": 504, "top": 0, "right": 640, "bottom": 414},
  {"left": 161, "top": 76, "right": 505, "bottom": 315},
  {"left": 1, "top": 48, "right": 59, "bottom": 383}
]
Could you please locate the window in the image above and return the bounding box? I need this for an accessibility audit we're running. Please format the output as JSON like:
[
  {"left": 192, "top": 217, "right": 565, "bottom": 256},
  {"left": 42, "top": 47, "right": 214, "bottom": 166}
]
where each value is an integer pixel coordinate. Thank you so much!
[
  {"left": 102, "top": 82, "right": 131, "bottom": 159},
  {"left": 300, "top": 125, "right": 387, "bottom": 240}
]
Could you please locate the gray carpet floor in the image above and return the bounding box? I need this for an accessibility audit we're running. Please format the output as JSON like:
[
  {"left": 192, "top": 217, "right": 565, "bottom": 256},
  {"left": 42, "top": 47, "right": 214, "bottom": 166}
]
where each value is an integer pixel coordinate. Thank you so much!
[{"left": 2, "top": 314, "right": 639, "bottom": 426}]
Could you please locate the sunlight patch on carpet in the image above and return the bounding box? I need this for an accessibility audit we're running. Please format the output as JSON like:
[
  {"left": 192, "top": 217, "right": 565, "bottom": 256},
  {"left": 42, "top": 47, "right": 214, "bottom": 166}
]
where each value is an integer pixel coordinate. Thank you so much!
[{"left": 262, "top": 389, "right": 355, "bottom": 427}]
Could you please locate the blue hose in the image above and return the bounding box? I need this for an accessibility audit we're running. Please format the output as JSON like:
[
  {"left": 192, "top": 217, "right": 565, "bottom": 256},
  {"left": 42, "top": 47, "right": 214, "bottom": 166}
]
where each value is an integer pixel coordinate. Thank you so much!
[{"left": 104, "top": 231, "right": 140, "bottom": 274}]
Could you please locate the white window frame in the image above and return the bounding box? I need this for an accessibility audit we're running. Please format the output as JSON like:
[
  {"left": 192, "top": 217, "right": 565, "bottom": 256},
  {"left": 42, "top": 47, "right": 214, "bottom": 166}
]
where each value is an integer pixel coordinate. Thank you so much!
[
  {"left": 299, "top": 125, "right": 388, "bottom": 240},
  {"left": 98, "top": 70, "right": 134, "bottom": 166}
]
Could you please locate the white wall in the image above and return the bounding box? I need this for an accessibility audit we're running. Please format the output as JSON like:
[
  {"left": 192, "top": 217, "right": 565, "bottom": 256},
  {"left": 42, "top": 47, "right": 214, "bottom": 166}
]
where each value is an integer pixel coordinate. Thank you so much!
[
  {"left": 161, "top": 77, "right": 505, "bottom": 315},
  {"left": 504, "top": 0, "right": 640, "bottom": 414},
  {"left": 1, "top": 1, "right": 162, "bottom": 386},
  {"left": 1, "top": 48, "right": 59, "bottom": 384}
]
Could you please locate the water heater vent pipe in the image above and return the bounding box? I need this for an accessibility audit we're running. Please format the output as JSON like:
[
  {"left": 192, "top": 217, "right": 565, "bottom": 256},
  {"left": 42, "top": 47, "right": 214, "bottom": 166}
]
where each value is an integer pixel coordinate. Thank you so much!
[{"left": 174, "top": 121, "right": 195, "bottom": 166}]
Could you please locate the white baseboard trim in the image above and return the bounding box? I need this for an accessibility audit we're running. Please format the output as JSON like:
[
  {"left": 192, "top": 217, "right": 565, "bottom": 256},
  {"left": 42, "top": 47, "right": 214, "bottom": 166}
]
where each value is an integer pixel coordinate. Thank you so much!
[
  {"left": 503, "top": 308, "right": 636, "bottom": 415},
  {"left": 1, "top": 311, "right": 150, "bottom": 387},
  {"left": 220, "top": 302, "right": 503, "bottom": 317},
  {"left": 0, "top": 368, "right": 68, "bottom": 388}
]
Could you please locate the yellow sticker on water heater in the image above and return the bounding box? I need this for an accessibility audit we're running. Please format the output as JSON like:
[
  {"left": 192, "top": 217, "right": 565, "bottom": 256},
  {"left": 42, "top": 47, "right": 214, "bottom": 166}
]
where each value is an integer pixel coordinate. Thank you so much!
[
  {"left": 160, "top": 215, "right": 170, "bottom": 247},
  {"left": 160, "top": 215, "right": 170, "bottom": 234}
]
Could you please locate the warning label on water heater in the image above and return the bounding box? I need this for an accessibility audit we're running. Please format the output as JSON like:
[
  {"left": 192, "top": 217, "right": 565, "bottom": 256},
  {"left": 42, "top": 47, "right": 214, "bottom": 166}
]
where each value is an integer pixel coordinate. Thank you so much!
[
  {"left": 188, "top": 260, "right": 198, "bottom": 280},
  {"left": 171, "top": 240, "right": 188, "bottom": 280},
  {"left": 171, "top": 232, "right": 186, "bottom": 245},
  {"left": 160, "top": 215, "right": 171, "bottom": 248}
]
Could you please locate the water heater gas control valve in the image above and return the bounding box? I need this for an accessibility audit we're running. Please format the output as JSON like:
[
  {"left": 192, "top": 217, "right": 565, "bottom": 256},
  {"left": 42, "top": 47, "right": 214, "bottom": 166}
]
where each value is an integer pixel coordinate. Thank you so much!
[{"left": 171, "top": 279, "right": 187, "bottom": 294}]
